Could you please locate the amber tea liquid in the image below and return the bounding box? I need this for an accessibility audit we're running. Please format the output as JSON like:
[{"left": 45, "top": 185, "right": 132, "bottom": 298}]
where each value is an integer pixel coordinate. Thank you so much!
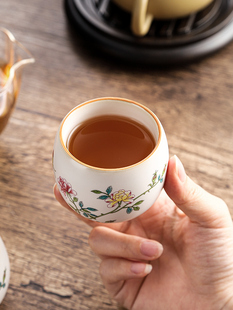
[
  {"left": 67, "top": 115, "right": 156, "bottom": 169},
  {"left": 0, "top": 61, "right": 15, "bottom": 134}
]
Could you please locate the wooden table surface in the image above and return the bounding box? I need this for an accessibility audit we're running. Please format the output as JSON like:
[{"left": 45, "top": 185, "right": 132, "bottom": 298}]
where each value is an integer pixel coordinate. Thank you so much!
[{"left": 0, "top": 1, "right": 233, "bottom": 309}]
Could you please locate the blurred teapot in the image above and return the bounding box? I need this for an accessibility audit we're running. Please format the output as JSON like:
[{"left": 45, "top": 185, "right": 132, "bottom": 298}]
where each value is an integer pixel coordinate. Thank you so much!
[
  {"left": 112, "top": 0, "right": 214, "bottom": 36},
  {"left": 0, "top": 27, "right": 34, "bottom": 134}
]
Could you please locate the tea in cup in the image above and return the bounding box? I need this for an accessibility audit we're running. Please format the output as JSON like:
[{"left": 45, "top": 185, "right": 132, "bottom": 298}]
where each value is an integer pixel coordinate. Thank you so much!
[
  {"left": 53, "top": 97, "right": 169, "bottom": 223},
  {"left": 112, "top": 0, "right": 214, "bottom": 36}
]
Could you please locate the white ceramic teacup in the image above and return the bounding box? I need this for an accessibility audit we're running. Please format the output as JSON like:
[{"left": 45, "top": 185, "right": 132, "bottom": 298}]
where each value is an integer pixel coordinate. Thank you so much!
[
  {"left": 0, "top": 237, "right": 10, "bottom": 304},
  {"left": 53, "top": 97, "right": 169, "bottom": 223},
  {"left": 112, "top": 0, "right": 214, "bottom": 36}
]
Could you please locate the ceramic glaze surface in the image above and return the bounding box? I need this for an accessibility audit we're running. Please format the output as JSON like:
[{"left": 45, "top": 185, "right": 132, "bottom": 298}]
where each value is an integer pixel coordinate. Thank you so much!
[
  {"left": 53, "top": 98, "right": 169, "bottom": 223},
  {"left": 0, "top": 237, "right": 10, "bottom": 304}
]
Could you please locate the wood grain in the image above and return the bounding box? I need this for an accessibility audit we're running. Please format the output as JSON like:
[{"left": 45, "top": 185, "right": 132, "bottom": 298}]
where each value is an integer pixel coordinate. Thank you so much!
[{"left": 0, "top": 0, "right": 233, "bottom": 309}]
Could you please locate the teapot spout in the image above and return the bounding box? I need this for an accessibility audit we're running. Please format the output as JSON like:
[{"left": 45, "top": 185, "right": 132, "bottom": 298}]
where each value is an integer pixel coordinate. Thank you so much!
[
  {"left": 12, "top": 40, "right": 35, "bottom": 72},
  {"left": 0, "top": 27, "right": 35, "bottom": 74}
]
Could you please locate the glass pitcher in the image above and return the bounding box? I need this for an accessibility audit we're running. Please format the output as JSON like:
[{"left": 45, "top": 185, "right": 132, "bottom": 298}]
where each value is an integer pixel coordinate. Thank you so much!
[{"left": 0, "top": 27, "right": 35, "bottom": 134}]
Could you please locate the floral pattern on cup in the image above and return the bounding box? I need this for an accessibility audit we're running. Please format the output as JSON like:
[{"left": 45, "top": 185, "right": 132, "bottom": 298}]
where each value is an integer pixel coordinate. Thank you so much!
[
  {"left": 0, "top": 269, "right": 6, "bottom": 290},
  {"left": 105, "top": 189, "right": 135, "bottom": 208},
  {"left": 57, "top": 176, "right": 77, "bottom": 196},
  {"left": 57, "top": 164, "right": 167, "bottom": 223}
]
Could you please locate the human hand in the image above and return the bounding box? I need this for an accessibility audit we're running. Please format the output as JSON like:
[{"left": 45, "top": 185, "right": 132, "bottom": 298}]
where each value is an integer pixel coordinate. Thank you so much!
[{"left": 54, "top": 156, "right": 233, "bottom": 310}]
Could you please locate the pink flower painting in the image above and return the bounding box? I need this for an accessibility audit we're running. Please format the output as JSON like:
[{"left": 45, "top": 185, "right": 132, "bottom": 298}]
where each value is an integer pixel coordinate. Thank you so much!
[{"left": 57, "top": 176, "right": 77, "bottom": 196}]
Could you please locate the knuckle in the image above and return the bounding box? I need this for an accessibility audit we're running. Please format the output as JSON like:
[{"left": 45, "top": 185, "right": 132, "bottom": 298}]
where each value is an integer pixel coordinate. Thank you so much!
[
  {"left": 119, "top": 236, "right": 138, "bottom": 258},
  {"left": 180, "top": 179, "right": 207, "bottom": 208},
  {"left": 88, "top": 226, "right": 100, "bottom": 249},
  {"left": 99, "top": 259, "right": 113, "bottom": 282},
  {"left": 215, "top": 196, "right": 230, "bottom": 217},
  {"left": 186, "top": 182, "right": 203, "bottom": 204},
  {"left": 99, "top": 260, "right": 106, "bottom": 279},
  {"left": 217, "top": 196, "right": 228, "bottom": 210},
  {"left": 128, "top": 238, "right": 143, "bottom": 258}
]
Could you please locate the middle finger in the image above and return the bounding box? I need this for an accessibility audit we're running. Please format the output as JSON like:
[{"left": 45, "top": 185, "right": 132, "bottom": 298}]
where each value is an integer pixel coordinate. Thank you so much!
[{"left": 89, "top": 226, "right": 163, "bottom": 261}]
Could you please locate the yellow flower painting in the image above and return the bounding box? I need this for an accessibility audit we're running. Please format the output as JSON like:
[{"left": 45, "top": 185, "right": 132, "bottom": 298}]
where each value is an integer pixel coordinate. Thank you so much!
[{"left": 105, "top": 190, "right": 135, "bottom": 208}]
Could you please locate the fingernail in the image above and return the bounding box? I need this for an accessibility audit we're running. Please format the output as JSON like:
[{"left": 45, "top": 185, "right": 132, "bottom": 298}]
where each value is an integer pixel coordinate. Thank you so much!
[
  {"left": 174, "top": 155, "right": 186, "bottom": 183},
  {"left": 131, "top": 263, "right": 152, "bottom": 275},
  {"left": 140, "top": 241, "right": 163, "bottom": 258}
]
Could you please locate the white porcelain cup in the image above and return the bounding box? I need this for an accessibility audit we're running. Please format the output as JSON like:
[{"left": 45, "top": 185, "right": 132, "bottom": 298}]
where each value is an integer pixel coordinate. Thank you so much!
[
  {"left": 0, "top": 237, "right": 10, "bottom": 304},
  {"left": 112, "top": 0, "right": 214, "bottom": 36},
  {"left": 53, "top": 97, "right": 169, "bottom": 223}
]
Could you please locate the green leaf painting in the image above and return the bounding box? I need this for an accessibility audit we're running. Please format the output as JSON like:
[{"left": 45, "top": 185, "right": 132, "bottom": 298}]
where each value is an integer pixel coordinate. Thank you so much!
[{"left": 57, "top": 164, "right": 167, "bottom": 223}]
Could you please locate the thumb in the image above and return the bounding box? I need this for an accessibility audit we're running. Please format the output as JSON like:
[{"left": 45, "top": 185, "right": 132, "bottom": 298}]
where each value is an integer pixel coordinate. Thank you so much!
[{"left": 164, "top": 156, "right": 232, "bottom": 228}]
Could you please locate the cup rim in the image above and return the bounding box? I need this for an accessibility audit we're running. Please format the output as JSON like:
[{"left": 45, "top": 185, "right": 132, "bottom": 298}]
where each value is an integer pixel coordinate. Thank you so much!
[{"left": 60, "top": 97, "right": 162, "bottom": 171}]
